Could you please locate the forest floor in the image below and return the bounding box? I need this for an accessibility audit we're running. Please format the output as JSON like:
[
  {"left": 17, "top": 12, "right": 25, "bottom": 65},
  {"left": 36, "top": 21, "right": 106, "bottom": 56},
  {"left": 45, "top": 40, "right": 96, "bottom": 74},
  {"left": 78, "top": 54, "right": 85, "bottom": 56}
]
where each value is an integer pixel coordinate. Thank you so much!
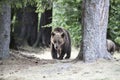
[{"left": 0, "top": 47, "right": 120, "bottom": 80}]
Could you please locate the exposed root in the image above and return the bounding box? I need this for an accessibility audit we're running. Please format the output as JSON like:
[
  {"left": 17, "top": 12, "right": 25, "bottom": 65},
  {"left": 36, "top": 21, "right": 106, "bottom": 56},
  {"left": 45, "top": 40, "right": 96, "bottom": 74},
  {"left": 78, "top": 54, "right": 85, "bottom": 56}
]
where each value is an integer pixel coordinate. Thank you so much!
[{"left": 103, "top": 52, "right": 113, "bottom": 60}]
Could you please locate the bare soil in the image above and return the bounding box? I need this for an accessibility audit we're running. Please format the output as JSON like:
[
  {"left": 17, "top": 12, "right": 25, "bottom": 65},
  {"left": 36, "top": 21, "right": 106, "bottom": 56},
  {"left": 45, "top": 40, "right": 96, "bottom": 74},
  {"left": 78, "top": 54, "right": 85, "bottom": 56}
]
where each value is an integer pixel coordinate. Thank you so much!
[{"left": 0, "top": 47, "right": 120, "bottom": 80}]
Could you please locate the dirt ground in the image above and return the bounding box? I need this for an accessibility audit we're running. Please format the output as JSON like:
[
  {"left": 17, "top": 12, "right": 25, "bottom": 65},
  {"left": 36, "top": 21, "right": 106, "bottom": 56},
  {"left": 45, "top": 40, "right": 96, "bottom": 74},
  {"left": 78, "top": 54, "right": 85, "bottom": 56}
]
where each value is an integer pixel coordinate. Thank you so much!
[{"left": 0, "top": 47, "right": 120, "bottom": 80}]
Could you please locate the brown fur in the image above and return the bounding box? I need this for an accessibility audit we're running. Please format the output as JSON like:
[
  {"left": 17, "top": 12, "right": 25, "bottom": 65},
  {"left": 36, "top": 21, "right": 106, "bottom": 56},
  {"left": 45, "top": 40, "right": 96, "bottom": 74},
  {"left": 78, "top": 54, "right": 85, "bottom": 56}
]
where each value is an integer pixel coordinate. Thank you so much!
[
  {"left": 107, "top": 39, "right": 116, "bottom": 55},
  {"left": 51, "top": 27, "right": 71, "bottom": 60}
]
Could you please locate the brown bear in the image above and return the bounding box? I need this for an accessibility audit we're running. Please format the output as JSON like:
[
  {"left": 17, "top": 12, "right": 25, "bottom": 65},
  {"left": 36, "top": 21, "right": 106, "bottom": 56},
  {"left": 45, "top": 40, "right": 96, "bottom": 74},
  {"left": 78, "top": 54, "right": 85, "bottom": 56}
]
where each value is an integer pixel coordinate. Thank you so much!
[
  {"left": 107, "top": 39, "right": 116, "bottom": 55},
  {"left": 51, "top": 27, "right": 71, "bottom": 60}
]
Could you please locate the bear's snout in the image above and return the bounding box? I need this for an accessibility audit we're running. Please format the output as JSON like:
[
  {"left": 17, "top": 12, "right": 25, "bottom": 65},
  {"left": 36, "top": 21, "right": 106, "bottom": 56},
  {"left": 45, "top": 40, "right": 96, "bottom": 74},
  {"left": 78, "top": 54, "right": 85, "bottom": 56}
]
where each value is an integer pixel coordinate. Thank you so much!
[{"left": 55, "top": 46, "right": 58, "bottom": 49}]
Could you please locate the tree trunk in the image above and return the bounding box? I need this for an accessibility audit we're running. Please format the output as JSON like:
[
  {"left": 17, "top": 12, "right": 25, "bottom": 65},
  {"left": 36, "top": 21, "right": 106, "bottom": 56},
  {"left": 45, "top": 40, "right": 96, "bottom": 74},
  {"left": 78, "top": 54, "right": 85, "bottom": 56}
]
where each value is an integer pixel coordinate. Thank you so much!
[
  {"left": 14, "top": 5, "right": 38, "bottom": 47},
  {"left": 76, "top": 0, "right": 111, "bottom": 62},
  {"left": 20, "top": 6, "right": 38, "bottom": 46},
  {"left": 14, "top": 8, "right": 23, "bottom": 38},
  {"left": 34, "top": 8, "right": 52, "bottom": 47},
  {"left": 0, "top": 2, "right": 11, "bottom": 59},
  {"left": 25, "top": 6, "right": 38, "bottom": 46}
]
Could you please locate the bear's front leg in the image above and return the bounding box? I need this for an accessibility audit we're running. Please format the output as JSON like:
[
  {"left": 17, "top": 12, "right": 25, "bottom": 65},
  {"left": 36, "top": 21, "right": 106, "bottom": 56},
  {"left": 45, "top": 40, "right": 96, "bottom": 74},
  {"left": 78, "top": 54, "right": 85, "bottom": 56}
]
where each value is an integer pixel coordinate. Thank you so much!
[
  {"left": 52, "top": 52, "right": 57, "bottom": 59},
  {"left": 51, "top": 45, "right": 58, "bottom": 59},
  {"left": 65, "top": 52, "right": 71, "bottom": 59},
  {"left": 58, "top": 52, "right": 65, "bottom": 60}
]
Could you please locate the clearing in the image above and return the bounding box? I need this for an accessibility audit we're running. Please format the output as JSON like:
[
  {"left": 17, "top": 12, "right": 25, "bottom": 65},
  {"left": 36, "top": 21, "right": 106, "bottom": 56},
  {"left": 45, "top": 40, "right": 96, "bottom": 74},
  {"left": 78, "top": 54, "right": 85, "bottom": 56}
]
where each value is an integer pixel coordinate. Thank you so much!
[{"left": 0, "top": 47, "right": 120, "bottom": 80}]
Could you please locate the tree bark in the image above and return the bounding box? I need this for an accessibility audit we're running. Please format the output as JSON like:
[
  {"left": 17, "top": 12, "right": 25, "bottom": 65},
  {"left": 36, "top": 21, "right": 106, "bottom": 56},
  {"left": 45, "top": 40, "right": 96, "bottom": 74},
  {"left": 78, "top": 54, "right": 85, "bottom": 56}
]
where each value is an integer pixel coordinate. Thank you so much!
[
  {"left": 0, "top": 2, "right": 11, "bottom": 59},
  {"left": 14, "top": 5, "right": 38, "bottom": 47},
  {"left": 76, "top": 0, "right": 111, "bottom": 62},
  {"left": 14, "top": 8, "right": 23, "bottom": 38},
  {"left": 34, "top": 8, "right": 52, "bottom": 47}
]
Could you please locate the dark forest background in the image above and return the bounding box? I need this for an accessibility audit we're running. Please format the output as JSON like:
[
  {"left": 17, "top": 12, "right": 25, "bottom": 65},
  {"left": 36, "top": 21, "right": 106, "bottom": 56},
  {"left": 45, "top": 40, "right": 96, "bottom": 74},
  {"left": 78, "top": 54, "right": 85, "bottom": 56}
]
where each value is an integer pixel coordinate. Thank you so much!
[{"left": 0, "top": 0, "right": 119, "bottom": 50}]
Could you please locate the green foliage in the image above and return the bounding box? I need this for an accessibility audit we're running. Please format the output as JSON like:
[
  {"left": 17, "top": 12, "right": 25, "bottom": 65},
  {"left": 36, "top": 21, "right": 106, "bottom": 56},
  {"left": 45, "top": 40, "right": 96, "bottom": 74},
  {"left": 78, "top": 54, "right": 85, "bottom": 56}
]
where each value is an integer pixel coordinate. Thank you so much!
[
  {"left": 1, "top": 0, "right": 119, "bottom": 47},
  {"left": 52, "top": 0, "right": 120, "bottom": 47},
  {"left": 10, "top": 0, "right": 36, "bottom": 8},
  {"left": 52, "top": 0, "right": 82, "bottom": 47},
  {"left": 36, "top": 0, "right": 52, "bottom": 13},
  {"left": 115, "top": 37, "right": 120, "bottom": 44},
  {"left": 108, "top": 0, "right": 120, "bottom": 45}
]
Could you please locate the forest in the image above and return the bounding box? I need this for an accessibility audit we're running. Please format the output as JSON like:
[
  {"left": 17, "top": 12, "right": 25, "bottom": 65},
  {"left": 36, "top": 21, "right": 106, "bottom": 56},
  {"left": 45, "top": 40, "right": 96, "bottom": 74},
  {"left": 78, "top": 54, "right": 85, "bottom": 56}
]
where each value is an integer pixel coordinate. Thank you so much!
[
  {"left": 0, "top": 0, "right": 120, "bottom": 80},
  {"left": 0, "top": 0, "right": 120, "bottom": 54}
]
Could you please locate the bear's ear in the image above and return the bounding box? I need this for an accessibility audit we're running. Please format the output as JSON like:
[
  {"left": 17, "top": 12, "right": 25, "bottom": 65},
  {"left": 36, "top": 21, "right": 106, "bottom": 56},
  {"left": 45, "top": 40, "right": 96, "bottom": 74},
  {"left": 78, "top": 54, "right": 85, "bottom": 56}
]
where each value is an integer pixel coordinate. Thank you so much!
[
  {"left": 61, "top": 32, "right": 65, "bottom": 38},
  {"left": 51, "top": 32, "right": 55, "bottom": 37}
]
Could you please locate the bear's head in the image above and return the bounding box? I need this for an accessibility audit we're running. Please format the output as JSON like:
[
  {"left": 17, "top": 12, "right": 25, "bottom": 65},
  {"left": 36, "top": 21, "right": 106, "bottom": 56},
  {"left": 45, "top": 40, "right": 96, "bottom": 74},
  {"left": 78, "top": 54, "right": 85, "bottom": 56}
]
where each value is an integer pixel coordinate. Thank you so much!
[{"left": 51, "top": 32, "right": 65, "bottom": 55}]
